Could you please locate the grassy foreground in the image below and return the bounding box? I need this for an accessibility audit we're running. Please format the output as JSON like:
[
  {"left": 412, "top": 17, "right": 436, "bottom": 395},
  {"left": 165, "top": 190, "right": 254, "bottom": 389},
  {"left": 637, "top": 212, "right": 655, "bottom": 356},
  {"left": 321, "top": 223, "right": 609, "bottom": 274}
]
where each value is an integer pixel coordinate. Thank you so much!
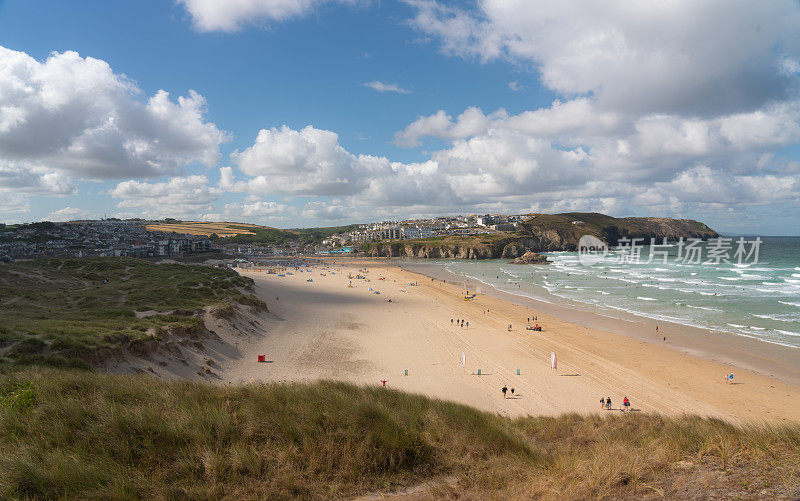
[
  {"left": 0, "top": 258, "right": 263, "bottom": 368},
  {"left": 1, "top": 368, "right": 798, "bottom": 500}
]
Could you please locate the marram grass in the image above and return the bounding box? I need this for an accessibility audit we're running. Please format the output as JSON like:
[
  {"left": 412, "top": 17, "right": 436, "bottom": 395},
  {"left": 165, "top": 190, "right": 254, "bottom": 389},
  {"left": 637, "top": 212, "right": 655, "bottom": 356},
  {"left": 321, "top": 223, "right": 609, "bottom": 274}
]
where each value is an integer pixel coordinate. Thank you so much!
[{"left": 1, "top": 368, "right": 799, "bottom": 500}]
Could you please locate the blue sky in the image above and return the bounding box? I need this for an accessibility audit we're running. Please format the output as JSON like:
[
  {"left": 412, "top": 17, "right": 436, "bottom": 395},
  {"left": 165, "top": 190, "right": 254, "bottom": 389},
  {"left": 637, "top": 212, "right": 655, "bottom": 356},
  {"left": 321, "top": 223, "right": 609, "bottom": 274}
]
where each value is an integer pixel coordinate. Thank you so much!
[{"left": 1, "top": 0, "right": 799, "bottom": 234}]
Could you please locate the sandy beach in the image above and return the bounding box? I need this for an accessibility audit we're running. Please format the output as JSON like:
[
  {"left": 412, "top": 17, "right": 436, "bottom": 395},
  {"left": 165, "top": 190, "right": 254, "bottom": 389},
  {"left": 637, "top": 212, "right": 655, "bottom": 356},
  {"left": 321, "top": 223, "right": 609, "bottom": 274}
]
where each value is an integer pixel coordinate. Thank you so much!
[{"left": 223, "top": 260, "right": 800, "bottom": 423}]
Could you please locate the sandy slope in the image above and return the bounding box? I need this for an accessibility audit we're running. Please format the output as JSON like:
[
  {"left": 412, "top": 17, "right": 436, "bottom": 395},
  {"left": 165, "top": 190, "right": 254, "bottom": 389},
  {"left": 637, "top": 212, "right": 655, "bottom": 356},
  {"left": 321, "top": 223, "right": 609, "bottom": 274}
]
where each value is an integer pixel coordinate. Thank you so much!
[{"left": 220, "top": 262, "right": 800, "bottom": 423}]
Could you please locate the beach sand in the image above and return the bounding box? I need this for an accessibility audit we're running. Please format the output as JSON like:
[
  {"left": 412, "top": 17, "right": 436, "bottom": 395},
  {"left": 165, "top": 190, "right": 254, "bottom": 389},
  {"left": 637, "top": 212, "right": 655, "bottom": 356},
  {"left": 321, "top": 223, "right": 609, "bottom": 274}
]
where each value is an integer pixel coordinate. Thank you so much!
[{"left": 221, "top": 260, "right": 800, "bottom": 423}]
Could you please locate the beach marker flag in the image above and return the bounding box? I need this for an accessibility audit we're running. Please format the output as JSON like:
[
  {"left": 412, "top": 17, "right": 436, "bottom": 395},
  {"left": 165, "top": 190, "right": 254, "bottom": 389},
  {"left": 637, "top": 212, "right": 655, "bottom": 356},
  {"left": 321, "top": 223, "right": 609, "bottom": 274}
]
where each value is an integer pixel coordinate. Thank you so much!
[
  {"left": 516, "top": 368, "right": 520, "bottom": 375},
  {"left": 404, "top": 369, "right": 408, "bottom": 376},
  {"left": 477, "top": 369, "right": 482, "bottom": 375},
  {"left": 258, "top": 354, "right": 265, "bottom": 363},
  {"left": 550, "top": 351, "right": 557, "bottom": 371}
]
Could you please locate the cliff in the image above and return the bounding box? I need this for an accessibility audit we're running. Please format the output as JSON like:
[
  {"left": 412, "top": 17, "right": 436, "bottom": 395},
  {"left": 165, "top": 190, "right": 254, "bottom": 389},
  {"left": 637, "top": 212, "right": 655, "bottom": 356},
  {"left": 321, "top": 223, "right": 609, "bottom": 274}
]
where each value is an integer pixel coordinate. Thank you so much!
[{"left": 361, "top": 212, "right": 718, "bottom": 260}]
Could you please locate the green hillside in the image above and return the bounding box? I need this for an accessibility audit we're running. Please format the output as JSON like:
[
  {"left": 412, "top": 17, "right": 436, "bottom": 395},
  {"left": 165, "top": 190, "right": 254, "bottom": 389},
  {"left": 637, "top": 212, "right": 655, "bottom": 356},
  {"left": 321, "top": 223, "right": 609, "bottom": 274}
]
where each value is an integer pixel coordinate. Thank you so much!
[{"left": 0, "top": 258, "right": 263, "bottom": 369}]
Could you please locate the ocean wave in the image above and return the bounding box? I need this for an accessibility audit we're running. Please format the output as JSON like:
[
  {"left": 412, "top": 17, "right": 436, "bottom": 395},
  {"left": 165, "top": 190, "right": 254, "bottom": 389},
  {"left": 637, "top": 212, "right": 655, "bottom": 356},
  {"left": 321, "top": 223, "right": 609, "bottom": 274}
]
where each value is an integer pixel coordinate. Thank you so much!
[
  {"left": 776, "top": 329, "right": 800, "bottom": 338},
  {"left": 595, "top": 290, "right": 610, "bottom": 295},
  {"left": 637, "top": 296, "right": 657, "bottom": 301},
  {"left": 778, "top": 301, "right": 800, "bottom": 308},
  {"left": 685, "top": 304, "right": 722, "bottom": 311},
  {"left": 752, "top": 312, "right": 800, "bottom": 322},
  {"left": 727, "top": 323, "right": 747, "bottom": 329}
]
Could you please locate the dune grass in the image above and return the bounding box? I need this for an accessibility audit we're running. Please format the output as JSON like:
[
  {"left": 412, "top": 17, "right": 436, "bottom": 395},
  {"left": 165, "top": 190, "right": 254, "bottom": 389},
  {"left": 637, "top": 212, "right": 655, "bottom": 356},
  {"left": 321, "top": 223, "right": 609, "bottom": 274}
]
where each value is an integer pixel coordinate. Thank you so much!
[
  {"left": 0, "top": 258, "right": 263, "bottom": 368},
  {"left": 0, "top": 368, "right": 797, "bottom": 500}
]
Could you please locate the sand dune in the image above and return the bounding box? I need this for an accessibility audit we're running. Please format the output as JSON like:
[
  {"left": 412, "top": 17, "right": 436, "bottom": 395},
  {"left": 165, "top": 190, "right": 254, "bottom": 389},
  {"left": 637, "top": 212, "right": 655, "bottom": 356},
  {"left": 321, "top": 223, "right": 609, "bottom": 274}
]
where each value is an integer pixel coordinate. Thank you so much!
[{"left": 220, "top": 261, "right": 800, "bottom": 423}]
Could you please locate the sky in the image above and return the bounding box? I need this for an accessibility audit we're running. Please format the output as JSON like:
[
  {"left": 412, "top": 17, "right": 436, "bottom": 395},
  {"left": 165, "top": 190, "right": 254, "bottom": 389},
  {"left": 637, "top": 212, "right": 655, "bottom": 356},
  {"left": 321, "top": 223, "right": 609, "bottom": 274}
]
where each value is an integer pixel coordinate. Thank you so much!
[{"left": 0, "top": 0, "right": 799, "bottom": 235}]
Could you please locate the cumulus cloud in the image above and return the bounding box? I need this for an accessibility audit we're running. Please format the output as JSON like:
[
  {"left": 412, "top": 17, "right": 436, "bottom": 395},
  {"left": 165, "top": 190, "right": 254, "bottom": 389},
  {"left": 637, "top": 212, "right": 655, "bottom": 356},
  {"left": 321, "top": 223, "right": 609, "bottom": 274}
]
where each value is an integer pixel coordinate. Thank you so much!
[
  {"left": 232, "top": 125, "right": 394, "bottom": 195},
  {"left": 0, "top": 46, "right": 228, "bottom": 193},
  {"left": 177, "top": 0, "right": 356, "bottom": 32},
  {"left": 223, "top": 200, "right": 288, "bottom": 218},
  {"left": 43, "top": 207, "right": 94, "bottom": 222},
  {"left": 110, "top": 175, "right": 221, "bottom": 219},
  {"left": 362, "top": 81, "right": 411, "bottom": 94},
  {"left": 407, "top": 0, "right": 800, "bottom": 116},
  {"left": 507, "top": 81, "right": 522, "bottom": 91}
]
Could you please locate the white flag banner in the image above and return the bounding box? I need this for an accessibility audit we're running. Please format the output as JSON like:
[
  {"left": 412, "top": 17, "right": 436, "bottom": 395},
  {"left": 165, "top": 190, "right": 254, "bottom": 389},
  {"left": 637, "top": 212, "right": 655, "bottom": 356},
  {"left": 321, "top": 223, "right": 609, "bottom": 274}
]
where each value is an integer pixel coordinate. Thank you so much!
[{"left": 550, "top": 351, "right": 557, "bottom": 371}]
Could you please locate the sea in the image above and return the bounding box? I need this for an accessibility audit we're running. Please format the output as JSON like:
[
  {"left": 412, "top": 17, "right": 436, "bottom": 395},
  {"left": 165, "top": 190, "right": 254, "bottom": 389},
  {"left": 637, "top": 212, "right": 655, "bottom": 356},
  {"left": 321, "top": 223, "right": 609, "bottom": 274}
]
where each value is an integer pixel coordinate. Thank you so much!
[{"left": 404, "top": 236, "right": 800, "bottom": 349}]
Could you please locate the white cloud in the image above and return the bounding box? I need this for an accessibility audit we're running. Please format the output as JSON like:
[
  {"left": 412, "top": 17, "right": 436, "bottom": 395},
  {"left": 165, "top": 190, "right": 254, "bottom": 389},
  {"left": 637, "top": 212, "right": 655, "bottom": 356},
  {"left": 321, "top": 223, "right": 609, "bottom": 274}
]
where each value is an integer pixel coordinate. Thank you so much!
[
  {"left": 507, "top": 81, "right": 522, "bottom": 91},
  {"left": 110, "top": 175, "right": 221, "bottom": 219},
  {"left": 362, "top": 81, "right": 411, "bottom": 94},
  {"left": 232, "top": 125, "right": 392, "bottom": 195},
  {"left": 407, "top": 0, "right": 800, "bottom": 116},
  {"left": 43, "top": 207, "right": 94, "bottom": 222},
  {"left": 394, "top": 107, "right": 508, "bottom": 147},
  {"left": 177, "top": 0, "right": 356, "bottom": 32},
  {"left": 0, "top": 192, "right": 30, "bottom": 213},
  {"left": 223, "top": 200, "right": 288, "bottom": 217},
  {"left": 0, "top": 46, "right": 228, "bottom": 191}
]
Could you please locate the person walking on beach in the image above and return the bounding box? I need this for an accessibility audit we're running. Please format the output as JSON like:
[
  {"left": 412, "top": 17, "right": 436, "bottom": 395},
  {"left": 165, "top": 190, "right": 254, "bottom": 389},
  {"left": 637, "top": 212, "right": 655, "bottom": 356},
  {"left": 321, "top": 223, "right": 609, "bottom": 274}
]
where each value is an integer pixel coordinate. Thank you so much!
[
  {"left": 600, "top": 397, "right": 605, "bottom": 410},
  {"left": 451, "top": 318, "right": 453, "bottom": 325},
  {"left": 502, "top": 385, "right": 508, "bottom": 398},
  {"left": 466, "top": 321, "right": 469, "bottom": 329},
  {"left": 510, "top": 387, "right": 515, "bottom": 396},
  {"left": 623, "top": 397, "right": 630, "bottom": 412},
  {"left": 605, "top": 397, "right": 611, "bottom": 409}
]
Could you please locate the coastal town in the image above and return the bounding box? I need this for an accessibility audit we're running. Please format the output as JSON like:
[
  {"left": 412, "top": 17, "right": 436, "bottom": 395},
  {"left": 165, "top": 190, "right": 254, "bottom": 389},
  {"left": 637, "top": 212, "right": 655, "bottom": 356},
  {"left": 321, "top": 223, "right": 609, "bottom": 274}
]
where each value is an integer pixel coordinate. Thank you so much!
[{"left": 0, "top": 213, "right": 528, "bottom": 261}]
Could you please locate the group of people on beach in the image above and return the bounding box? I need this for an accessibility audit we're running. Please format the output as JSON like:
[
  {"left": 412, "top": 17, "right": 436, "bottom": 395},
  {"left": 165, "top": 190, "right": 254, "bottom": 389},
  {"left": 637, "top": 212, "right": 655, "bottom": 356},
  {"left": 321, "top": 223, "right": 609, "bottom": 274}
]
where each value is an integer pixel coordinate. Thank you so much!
[
  {"left": 501, "top": 385, "right": 515, "bottom": 398},
  {"left": 451, "top": 318, "right": 469, "bottom": 329},
  {"left": 601, "top": 396, "right": 631, "bottom": 411}
]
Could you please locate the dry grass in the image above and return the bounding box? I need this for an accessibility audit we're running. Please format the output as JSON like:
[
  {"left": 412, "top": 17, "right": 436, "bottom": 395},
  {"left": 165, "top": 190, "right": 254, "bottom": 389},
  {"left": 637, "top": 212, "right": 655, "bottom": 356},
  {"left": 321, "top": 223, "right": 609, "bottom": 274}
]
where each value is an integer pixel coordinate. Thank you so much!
[
  {"left": 144, "top": 221, "right": 269, "bottom": 237},
  {"left": 1, "top": 368, "right": 798, "bottom": 500}
]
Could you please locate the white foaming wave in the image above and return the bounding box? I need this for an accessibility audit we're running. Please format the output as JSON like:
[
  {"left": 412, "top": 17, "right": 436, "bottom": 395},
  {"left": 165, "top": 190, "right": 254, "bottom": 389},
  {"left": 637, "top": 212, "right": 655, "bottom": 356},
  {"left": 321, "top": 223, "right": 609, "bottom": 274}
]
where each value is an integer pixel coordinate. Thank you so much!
[
  {"left": 690, "top": 272, "right": 698, "bottom": 276},
  {"left": 752, "top": 312, "right": 800, "bottom": 322},
  {"left": 637, "top": 296, "right": 657, "bottom": 301},
  {"left": 719, "top": 277, "right": 743, "bottom": 281},
  {"left": 685, "top": 304, "right": 722, "bottom": 311},
  {"left": 778, "top": 301, "right": 800, "bottom": 308},
  {"left": 727, "top": 323, "right": 747, "bottom": 329},
  {"left": 793, "top": 273, "right": 800, "bottom": 278},
  {"left": 750, "top": 326, "right": 766, "bottom": 330},
  {"left": 596, "top": 290, "right": 611, "bottom": 295},
  {"left": 776, "top": 329, "right": 800, "bottom": 337}
]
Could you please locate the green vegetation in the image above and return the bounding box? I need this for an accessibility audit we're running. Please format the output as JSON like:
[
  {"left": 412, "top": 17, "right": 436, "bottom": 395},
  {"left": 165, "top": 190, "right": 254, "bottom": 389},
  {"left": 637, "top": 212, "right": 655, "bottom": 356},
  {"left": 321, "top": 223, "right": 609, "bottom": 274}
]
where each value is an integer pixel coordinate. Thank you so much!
[
  {"left": 220, "top": 226, "right": 300, "bottom": 245},
  {"left": 0, "top": 257, "right": 261, "bottom": 368},
  {"left": 0, "top": 368, "right": 797, "bottom": 499},
  {"left": 221, "top": 224, "right": 363, "bottom": 246},
  {"left": 519, "top": 212, "right": 719, "bottom": 247}
]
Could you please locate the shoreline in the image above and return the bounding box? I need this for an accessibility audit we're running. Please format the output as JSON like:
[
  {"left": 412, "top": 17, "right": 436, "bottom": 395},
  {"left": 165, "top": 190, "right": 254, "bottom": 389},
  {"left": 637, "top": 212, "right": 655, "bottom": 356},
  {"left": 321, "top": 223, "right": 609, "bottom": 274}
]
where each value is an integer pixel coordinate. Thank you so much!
[
  {"left": 224, "top": 258, "right": 800, "bottom": 423},
  {"left": 398, "top": 261, "right": 800, "bottom": 387}
]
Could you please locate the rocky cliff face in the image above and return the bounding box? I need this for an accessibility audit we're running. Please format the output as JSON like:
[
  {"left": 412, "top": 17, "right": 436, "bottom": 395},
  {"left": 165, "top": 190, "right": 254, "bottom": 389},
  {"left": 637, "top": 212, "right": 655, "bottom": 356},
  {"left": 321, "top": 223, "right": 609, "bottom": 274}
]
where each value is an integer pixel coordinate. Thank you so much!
[
  {"left": 362, "top": 213, "right": 718, "bottom": 260},
  {"left": 510, "top": 251, "right": 550, "bottom": 264}
]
